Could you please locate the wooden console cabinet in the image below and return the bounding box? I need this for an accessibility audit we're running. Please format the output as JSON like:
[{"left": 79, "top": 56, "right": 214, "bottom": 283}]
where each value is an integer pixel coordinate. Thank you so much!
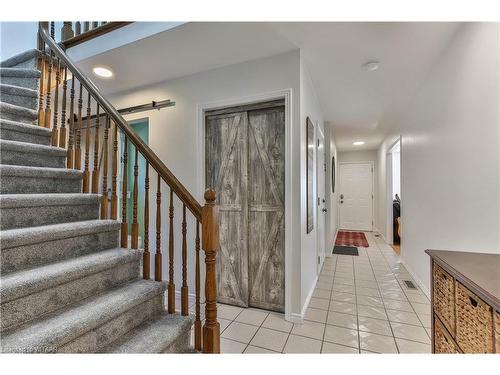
[{"left": 426, "top": 250, "right": 500, "bottom": 353}]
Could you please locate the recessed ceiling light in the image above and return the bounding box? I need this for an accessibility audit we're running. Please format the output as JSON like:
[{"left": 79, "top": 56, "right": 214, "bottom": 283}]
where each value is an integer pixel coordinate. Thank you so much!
[
  {"left": 362, "top": 61, "right": 380, "bottom": 71},
  {"left": 353, "top": 141, "right": 365, "bottom": 146},
  {"left": 93, "top": 66, "right": 113, "bottom": 78}
]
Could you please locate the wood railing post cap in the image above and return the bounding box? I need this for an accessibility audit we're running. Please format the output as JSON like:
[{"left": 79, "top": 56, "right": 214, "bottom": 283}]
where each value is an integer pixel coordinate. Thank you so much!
[{"left": 204, "top": 189, "right": 216, "bottom": 203}]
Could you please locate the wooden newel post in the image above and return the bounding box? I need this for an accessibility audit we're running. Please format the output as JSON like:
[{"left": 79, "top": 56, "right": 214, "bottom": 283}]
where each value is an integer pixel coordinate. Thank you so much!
[{"left": 201, "top": 188, "right": 220, "bottom": 353}]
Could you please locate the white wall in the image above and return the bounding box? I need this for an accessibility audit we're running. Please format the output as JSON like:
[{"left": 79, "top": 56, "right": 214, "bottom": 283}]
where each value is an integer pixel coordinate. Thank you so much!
[
  {"left": 399, "top": 23, "right": 500, "bottom": 295},
  {"left": 299, "top": 52, "right": 326, "bottom": 314},
  {"left": 106, "top": 49, "right": 322, "bottom": 319}
]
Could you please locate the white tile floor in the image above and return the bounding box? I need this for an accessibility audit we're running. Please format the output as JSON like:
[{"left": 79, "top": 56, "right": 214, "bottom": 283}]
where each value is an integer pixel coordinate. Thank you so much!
[{"left": 194, "top": 231, "right": 432, "bottom": 353}]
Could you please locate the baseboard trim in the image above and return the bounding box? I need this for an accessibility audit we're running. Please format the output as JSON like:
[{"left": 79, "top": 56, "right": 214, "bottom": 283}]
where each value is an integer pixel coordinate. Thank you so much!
[
  {"left": 289, "top": 313, "right": 304, "bottom": 324},
  {"left": 290, "top": 275, "right": 318, "bottom": 323},
  {"left": 399, "top": 258, "right": 430, "bottom": 299}
]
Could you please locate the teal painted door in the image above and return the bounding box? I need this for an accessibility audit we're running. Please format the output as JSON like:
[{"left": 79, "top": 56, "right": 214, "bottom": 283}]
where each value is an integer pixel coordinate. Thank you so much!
[{"left": 124, "top": 119, "right": 149, "bottom": 242}]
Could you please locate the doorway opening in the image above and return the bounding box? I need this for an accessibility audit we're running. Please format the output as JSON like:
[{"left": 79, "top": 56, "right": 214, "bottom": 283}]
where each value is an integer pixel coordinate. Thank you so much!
[{"left": 386, "top": 138, "right": 401, "bottom": 254}]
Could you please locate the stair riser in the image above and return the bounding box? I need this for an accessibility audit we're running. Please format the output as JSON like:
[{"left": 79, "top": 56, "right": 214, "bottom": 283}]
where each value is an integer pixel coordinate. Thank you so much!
[
  {"left": 163, "top": 330, "right": 191, "bottom": 353},
  {"left": 1, "top": 202, "right": 99, "bottom": 230},
  {"left": 4, "top": 57, "right": 38, "bottom": 70},
  {"left": 1, "top": 92, "right": 38, "bottom": 110},
  {"left": 0, "top": 175, "right": 82, "bottom": 194},
  {"left": 1, "top": 260, "right": 140, "bottom": 332},
  {"left": 59, "top": 295, "right": 163, "bottom": 353},
  {"left": 0, "top": 148, "right": 65, "bottom": 169},
  {"left": 1, "top": 228, "right": 119, "bottom": 274},
  {"left": 0, "top": 76, "right": 39, "bottom": 90},
  {"left": 0, "top": 127, "right": 51, "bottom": 145}
]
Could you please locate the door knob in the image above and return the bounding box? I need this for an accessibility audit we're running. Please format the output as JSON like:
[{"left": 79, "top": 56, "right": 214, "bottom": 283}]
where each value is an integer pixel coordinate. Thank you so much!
[{"left": 322, "top": 208, "right": 327, "bottom": 213}]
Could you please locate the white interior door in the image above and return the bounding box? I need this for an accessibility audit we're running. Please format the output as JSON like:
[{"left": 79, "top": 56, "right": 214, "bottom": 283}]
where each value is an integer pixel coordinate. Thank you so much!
[
  {"left": 338, "top": 163, "right": 373, "bottom": 231},
  {"left": 316, "top": 129, "right": 326, "bottom": 272}
]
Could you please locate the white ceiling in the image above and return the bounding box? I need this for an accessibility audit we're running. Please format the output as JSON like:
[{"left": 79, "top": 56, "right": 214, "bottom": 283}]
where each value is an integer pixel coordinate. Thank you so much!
[{"left": 75, "top": 22, "right": 460, "bottom": 151}]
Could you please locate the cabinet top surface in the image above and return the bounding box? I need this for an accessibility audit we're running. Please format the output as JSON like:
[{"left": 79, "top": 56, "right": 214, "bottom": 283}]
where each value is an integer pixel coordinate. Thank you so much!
[{"left": 426, "top": 250, "right": 500, "bottom": 309}]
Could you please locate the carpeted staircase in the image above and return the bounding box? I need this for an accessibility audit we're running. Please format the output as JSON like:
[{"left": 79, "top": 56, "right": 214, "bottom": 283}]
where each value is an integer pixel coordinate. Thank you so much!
[{"left": 0, "top": 50, "right": 194, "bottom": 353}]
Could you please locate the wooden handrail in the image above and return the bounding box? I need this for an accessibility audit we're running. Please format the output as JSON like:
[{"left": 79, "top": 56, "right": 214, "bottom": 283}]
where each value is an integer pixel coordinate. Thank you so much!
[
  {"left": 62, "top": 22, "right": 133, "bottom": 49},
  {"left": 38, "top": 24, "right": 202, "bottom": 220}
]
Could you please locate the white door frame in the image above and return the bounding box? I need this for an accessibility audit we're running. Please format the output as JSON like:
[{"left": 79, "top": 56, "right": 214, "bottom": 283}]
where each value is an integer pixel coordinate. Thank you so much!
[
  {"left": 196, "top": 89, "right": 293, "bottom": 321},
  {"left": 385, "top": 137, "right": 401, "bottom": 245},
  {"left": 316, "top": 124, "right": 326, "bottom": 274},
  {"left": 337, "top": 161, "right": 375, "bottom": 231}
]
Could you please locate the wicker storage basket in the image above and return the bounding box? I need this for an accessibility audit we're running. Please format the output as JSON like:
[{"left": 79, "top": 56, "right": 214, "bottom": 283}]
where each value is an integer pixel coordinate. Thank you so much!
[
  {"left": 435, "top": 317, "right": 458, "bottom": 353},
  {"left": 433, "top": 264, "right": 455, "bottom": 335},
  {"left": 495, "top": 311, "right": 500, "bottom": 353},
  {"left": 455, "top": 281, "right": 494, "bottom": 353}
]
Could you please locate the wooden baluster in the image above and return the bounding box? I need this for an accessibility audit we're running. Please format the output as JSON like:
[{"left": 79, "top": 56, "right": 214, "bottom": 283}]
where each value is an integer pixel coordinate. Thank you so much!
[
  {"left": 59, "top": 66, "right": 67, "bottom": 148},
  {"left": 91, "top": 104, "right": 100, "bottom": 193},
  {"left": 194, "top": 220, "right": 202, "bottom": 351},
  {"left": 92, "top": 21, "right": 99, "bottom": 29},
  {"left": 202, "top": 189, "right": 220, "bottom": 353},
  {"left": 120, "top": 137, "right": 129, "bottom": 248},
  {"left": 37, "top": 50, "right": 45, "bottom": 127},
  {"left": 131, "top": 147, "right": 139, "bottom": 249},
  {"left": 84, "top": 22, "right": 90, "bottom": 32},
  {"left": 37, "top": 23, "right": 47, "bottom": 127},
  {"left": 44, "top": 44, "right": 52, "bottom": 128},
  {"left": 67, "top": 77, "right": 75, "bottom": 168},
  {"left": 75, "top": 82, "right": 83, "bottom": 169},
  {"left": 82, "top": 92, "right": 91, "bottom": 193},
  {"left": 155, "top": 174, "right": 162, "bottom": 281},
  {"left": 75, "top": 22, "right": 81, "bottom": 35},
  {"left": 111, "top": 120, "right": 118, "bottom": 219},
  {"left": 167, "top": 188, "right": 175, "bottom": 313},
  {"left": 101, "top": 115, "right": 109, "bottom": 219},
  {"left": 143, "top": 163, "right": 150, "bottom": 279},
  {"left": 51, "top": 58, "right": 60, "bottom": 146},
  {"left": 181, "top": 204, "right": 188, "bottom": 316},
  {"left": 61, "top": 22, "right": 74, "bottom": 41}
]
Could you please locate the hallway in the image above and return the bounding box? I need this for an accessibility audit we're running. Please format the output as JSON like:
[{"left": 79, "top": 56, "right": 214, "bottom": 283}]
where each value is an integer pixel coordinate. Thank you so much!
[{"left": 209, "top": 232, "right": 431, "bottom": 353}]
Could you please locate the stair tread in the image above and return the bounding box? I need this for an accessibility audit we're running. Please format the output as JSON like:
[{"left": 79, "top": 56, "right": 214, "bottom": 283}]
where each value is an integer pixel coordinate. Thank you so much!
[
  {"left": 0, "top": 118, "right": 51, "bottom": 136},
  {"left": 103, "top": 313, "right": 194, "bottom": 353},
  {"left": 0, "top": 49, "right": 39, "bottom": 68},
  {"left": 0, "top": 164, "right": 82, "bottom": 178},
  {"left": 0, "top": 193, "right": 99, "bottom": 208},
  {"left": 0, "top": 279, "right": 164, "bottom": 353},
  {"left": 1, "top": 248, "right": 141, "bottom": 303},
  {"left": 0, "top": 139, "right": 67, "bottom": 156},
  {"left": 0, "top": 219, "right": 119, "bottom": 250}
]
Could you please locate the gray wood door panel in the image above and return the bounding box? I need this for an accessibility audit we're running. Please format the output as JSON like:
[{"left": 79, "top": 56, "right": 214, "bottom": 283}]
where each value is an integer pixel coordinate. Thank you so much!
[
  {"left": 205, "top": 112, "right": 248, "bottom": 307},
  {"left": 247, "top": 107, "right": 285, "bottom": 312},
  {"left": 205, "top": 103, "right": 285, "bottom": 312}
]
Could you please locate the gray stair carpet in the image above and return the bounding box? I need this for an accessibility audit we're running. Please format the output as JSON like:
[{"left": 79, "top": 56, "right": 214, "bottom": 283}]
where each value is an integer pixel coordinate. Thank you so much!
[{"left": 0, "top": 50, "right": 194, "bottom": 353}]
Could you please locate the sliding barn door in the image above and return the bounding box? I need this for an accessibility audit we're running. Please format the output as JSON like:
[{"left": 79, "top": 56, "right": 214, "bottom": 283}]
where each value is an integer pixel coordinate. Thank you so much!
[
  {"left": 205, "top": 112, "right": 249, "bottom": 308},
  {"left": 205, "top": 101, "right": 285, "bottom": 312},
  {"left": 247, "top": 107, "right": 285, "bottom": 312}
]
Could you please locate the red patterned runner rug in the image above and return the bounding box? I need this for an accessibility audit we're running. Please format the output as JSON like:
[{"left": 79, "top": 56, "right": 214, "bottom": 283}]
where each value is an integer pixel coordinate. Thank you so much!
[{"left": 335, "top": 231, "right": 369, "bottom": 248}]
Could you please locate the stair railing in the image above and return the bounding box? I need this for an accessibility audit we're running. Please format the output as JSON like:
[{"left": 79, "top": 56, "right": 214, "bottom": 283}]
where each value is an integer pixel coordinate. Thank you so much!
[{"left": 37, "top": 22, "right": 220, "bottom": 353}]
